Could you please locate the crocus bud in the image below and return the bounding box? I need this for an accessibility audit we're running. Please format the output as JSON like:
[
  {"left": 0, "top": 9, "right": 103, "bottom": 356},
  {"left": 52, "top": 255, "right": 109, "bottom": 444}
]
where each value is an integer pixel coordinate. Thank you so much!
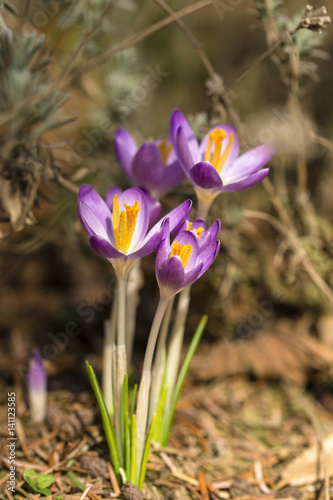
[{"left": 27, "top": 350, "right": 47, "bottom": 423}]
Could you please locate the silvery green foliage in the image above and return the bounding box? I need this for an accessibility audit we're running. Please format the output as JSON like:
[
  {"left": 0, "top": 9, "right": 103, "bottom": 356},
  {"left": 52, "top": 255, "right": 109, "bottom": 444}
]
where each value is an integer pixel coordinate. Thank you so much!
[
  {"left": 250, "top": 0, "right": 283, "bottom": 21},
  {"left": 251, "top": 2, "right": 330, "bottom": 83},
  {"left": 0, "top": 16, "right": 71, "bottom": 236},
  {"left": 56, "top": 0, "right": 141, "bottom": 128}
]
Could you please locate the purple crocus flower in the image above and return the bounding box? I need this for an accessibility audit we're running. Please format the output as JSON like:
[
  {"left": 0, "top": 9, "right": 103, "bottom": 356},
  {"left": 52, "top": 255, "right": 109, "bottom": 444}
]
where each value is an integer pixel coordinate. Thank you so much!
[
  {"left": 78, "top": 184, "right": 192, "bottom": 278},
  {"left": 175, "top": 218, "right": 221, "bottom": 253},
  {"left": 156, "top": 222, "right": 220, "bottom": 301},
  {"left": 27, "top": 350, "right": 47, "bottom": 423},
  {"left": 114, "top": 128, "right": 186, "bottom": 198},
  {"left": 170, "top": 109, "right": 275, "bottom": 199},
  {"left": 106, "top": 186, "right": 161, "bottom": 230}
]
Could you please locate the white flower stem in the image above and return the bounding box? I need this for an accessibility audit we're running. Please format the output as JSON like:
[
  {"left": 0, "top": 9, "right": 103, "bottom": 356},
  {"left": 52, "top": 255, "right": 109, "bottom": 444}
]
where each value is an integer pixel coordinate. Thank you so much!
[
  {"left": 136, "top": 298, "right": 169, "bottom": 476},
  {"left": 113, "top": 273, "right": 129, "bottom": 466},
  {"left": 125, "top": 261, "right": 144, "bottom": 368},
  {"left": 117, "top": 276, "right": 128, "bottom": 356},
  {"left": 196, "top": 189, "right": 216, "bottom": 222},
  {"left": 165, "top": 286, "right": 191, "bottom": 410},
  {"left": 113, "top": 343, "right": 126, "bottom": 465},
  {"left": 102, "top": 295, "right": 117, "bottom": 415},
  {"left": 142, "top": 298, "right": 169, "bottom": 374},
  {"left": 29, "top": 389, "right": 47, "bottom": 423},
  {"left": 149, "top": 298, "right": 174, "bottom": 421}
]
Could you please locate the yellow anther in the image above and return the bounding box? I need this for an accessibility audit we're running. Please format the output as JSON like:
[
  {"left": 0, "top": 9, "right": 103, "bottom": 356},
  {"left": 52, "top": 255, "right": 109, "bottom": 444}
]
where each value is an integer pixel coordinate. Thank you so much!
[
  {"left": 187, "top": 222, "right": 203, "bottom": 239},
  {"left": 216, "top": 133, "right": 234, "bottom": 173},
  {"left": 204, "top": 128, "right": 233, "bottom": 174},
  {"left": 170, "top": 240, "right": 192, "bottom": 268},
  {"left": 158, "top": 138, "right": 173, "bottom": 165},
  {"left": 112, "top": 195, "right": 140, "bottom": 253}
]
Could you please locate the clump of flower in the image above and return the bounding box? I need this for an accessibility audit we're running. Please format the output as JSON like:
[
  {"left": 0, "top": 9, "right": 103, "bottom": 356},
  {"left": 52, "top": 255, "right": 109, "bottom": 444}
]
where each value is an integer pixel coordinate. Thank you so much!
[{"left": 79, "top": 108, "right": 274, "bottom": 491}]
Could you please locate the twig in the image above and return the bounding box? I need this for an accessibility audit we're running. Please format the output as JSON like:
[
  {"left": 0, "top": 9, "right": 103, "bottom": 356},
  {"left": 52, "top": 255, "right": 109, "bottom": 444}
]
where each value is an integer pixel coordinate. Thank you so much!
[
  {"left": 309, "top": 131, "right": 333, "bottom": 152},
  {"left": 80, "top": 484, "right": 92, "bottom": 500},
  {"left": 153, "top": 0, "right": 216, "bottom": 80},
  {"left": 244, "top": 207, "right": 333, "bottom": 305},
  {"left": 228, "top": 37, "right": 284, "bottom": 88},
  {"left": 73, "top": 0, "right": 215, "bottom": 78},
  {"left": 57, "top": 0, "right": 119, "bottom": 83}
]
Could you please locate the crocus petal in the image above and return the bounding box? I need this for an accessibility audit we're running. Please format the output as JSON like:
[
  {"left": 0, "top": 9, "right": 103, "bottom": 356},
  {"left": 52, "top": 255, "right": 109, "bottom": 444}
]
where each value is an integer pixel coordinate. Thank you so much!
[
  {"left": 156, "top": 160, "right": 187, "bottom": 196},
  {"left": 27, "top": 350, "right": 46, "bottom": 391},
  {"left": 139, "top": 188, "right": 162, "bottom": 228},
  {"left": 176, "top": 126, "right": 195, "bottom": 173},
  {"left": 221, "top": 168, "right": 270, "bottom": 192},
  {"left": 170, "top": 109, "right": 199, "bottom": 159},
  {"left": 90, "top": 236, "right": 123, "bottom": 258},
  {"left": 148, "top": 199, "right": 162, "bottom": 228},
  {"left": 157, "top": 256, "right": 185, "bottom": 299},
  {"left": 155, "top": 220, "right": 171, "bottom": 271},
  {"left": 131, "top": 142, "right": 165, "bottom": 190},
  {"left": 79, "top": 202, "right": 110, "bottom": 239},
  {"left": 181, "top": 261, "right": 204, "bottom": 289},
  {"left": 175, "top": 217, "right": 205, "bottom": 237},
  {"left": 223, "top": 144, "right": 275, "bottom": 183},
  {"left": 148, "top": 199, "right": 192, "bottom": 240},
  {"left": 129, "top": 222, "right": 165, "bottom": 261},
  {"left": 189, "top": 161, "right": 223, "bottom": 191},
  {"left": 79, "top": 185, "right": 112, "bottom": 234},
  {"left": 114, "top": 128, "right": 138, "bottom": 183},
  {"left": 196, "top": 219, "right": 221, "bottom": 252},
  {"left": 206, "top": 219, "right": 221, "bottom": 243},
  {"left": 117, "top": 188, "right": 149, "bottom": 251},
  {"left": 106, "top": 186, "right": 123, "bottom": 210},
  {"left": 173, "top": 230, "right": 199, "bottom": 270},
  {"left": 199, "top": 124, "right": 239, "bottom": 171},
  {"left": 198, "top": 240, "right": 220, "bottom": 278}
]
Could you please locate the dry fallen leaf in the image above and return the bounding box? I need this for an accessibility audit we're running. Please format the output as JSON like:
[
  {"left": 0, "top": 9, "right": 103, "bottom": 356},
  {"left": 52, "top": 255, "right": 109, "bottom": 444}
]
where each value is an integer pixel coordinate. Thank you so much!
[
  {"left": 193, "top": 319, "right": 333, "bottom": 385},
  {"left": 277, "top": 432, "right": 333, "bottom": 487}
]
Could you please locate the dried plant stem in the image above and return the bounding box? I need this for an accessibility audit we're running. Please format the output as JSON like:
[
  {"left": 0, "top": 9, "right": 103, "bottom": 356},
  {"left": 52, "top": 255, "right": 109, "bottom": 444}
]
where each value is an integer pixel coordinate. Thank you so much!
[
  {"left": 57, "top": 0, "right": 119, "bottom": 83},
  {"left": 244, "top": 208, "right": 333, "bottom": 305},
  {"left": 74, "top": 0, "right": 215, "bottom": 78},
  {"left": 229, "top": 37, "right": 284, "bottom": 88},
  {"left": 153, "top": 0, "right": 216, "bottom": 79}
]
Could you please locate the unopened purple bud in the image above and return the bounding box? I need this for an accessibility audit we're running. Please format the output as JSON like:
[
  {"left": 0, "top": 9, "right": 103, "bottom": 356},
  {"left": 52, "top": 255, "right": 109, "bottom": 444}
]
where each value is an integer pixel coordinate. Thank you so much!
[{"left": 27, "top": 350, "right": 47, "bottom": 423}]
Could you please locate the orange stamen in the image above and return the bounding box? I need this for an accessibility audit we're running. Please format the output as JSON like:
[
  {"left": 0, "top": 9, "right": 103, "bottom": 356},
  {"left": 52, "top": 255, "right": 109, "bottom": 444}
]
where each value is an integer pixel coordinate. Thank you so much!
[
  {"left": 204, "top": 128, "right": 234, "bottom": 174},
  {"left": 158, "top": 138, "right": 173, "bottom": 165},
  {"left": 170, "top": 241, "right": 192, "bottom": 268},
  {"left": 112, "top": 195, "right": 140, "bottom": 253}
]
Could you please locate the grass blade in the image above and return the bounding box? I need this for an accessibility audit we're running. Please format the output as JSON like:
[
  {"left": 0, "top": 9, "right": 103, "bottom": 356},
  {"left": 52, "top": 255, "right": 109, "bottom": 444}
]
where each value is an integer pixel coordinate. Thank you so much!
[
  {"left": 86, "top": 362, "right": 121, "bottom": 484},
  {"left": 130, "top": 414, "right": 137, "bottom": 485},
  {"left": 154, "top": 383, "right": 168, "bottom": 445},
  {"left": 130, "top": 384, "right": 138, "bottom": 424},
  {"left": 138, "top": 414, "right": 157, "bottom": 489}
]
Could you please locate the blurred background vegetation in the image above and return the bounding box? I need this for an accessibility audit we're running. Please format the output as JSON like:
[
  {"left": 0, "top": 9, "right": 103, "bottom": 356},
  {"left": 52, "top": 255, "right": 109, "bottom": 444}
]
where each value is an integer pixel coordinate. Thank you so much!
[{"left": 0, "top": 0, "right": 332, "bottom": 395}]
